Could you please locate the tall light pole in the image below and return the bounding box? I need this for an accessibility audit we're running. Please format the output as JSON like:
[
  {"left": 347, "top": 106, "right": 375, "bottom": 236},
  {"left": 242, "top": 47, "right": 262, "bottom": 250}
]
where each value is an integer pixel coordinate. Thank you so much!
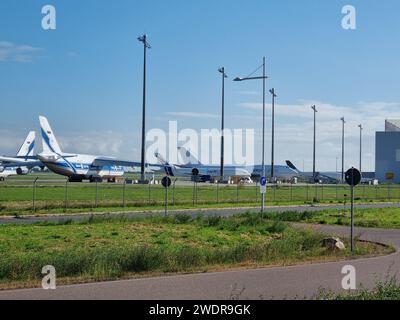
[
  {"left": 341, "top": 117, "right": 346, "bottom": 183},
  {"left": 269, "top": 88, "right": 277, "bottom": 181},
  {"left": 138, "top": 34, "right": 151, "bottom": 183},
  {"left": 311, "top": 105, "right": 317, "bottom": 183},
  {"left": 234, "top": 57, "right": 268, "bottom": 212},
  {"left": 358, "top": 124, "right": 363, "bottom": 174},
  {"left": 218, "top": 67, "right": 228, "bottom": 181}
]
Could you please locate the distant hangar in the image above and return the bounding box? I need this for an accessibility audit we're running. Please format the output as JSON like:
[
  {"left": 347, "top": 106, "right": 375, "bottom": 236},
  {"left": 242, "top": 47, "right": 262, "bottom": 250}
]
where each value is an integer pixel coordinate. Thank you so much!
[{"left": 376, "top": 120, "right": 400, "bottom": 183}]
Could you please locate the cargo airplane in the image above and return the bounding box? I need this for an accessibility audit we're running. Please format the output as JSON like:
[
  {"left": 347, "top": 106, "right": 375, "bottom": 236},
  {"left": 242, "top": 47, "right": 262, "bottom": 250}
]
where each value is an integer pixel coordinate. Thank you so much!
[
  {"left": 6, "top": 116, "right": 160, "bottom": 182},
  {"left": 155, "top": 147, "right": 251, "bottom": 180},
  {"left": 35, "top": 116, "right": 154, "bottom": 182},
  {"left": 285, "top": 160, "right": 342, "bottom": 183},
  {"left": 249, "top": 164, "right": 300, "bottom": 182},
  {"left": 0, "top": 131, "right": 39, "bottom": 180}
]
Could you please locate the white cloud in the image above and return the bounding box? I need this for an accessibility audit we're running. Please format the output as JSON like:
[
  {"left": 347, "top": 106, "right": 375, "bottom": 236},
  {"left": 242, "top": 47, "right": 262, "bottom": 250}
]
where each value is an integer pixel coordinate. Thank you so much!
[
  {"left": 57, "top": 131, "right": 137, "bottom": 159},
  {"left": 2, "top": 99, "right": 399, "bottom": 172},
  {"left": 236, "top": 100, "right": 400, "bottom": 172},
  {"left": 165, "top": 112, "right": 219, "bottom": 119},
  {"left": 0, "top": 41, "right": 44, "bottom": 62},
  {"left": 0, "top": 130, "right": 138, "bottom": 165},
  {"left": 0, "top": 130, "right": 27, "bottom": 154}
]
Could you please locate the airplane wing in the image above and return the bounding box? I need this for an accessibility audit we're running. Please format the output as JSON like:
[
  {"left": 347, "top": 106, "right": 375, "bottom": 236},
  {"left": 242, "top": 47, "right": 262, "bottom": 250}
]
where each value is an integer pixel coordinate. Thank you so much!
[
  {"left": 1, "top": 160, "right": 43, "bottom": 168},
  {"left": 0, "top": 156, "right": 38, "bottom": 163},
  {"left": 92, "top": 157, "right": 141, "bottom": 167},
  {"left": 92, "top": 157, "right": 162, "bottom": 171}
]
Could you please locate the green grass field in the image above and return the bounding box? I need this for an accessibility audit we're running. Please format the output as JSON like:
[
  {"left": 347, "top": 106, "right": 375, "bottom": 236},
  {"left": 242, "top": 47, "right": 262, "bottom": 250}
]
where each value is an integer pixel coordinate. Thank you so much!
[
  {"left": 0, "top": 213, "right": 389, "bottom": 289},
  {"left": 265, "top": 207, "right": 400, "bottom": 229},
  {"left": 315, "top": 276, "right": 400, "bottom": 300},
  {"left": 1, "top": 174, "right": 400, "bottom": 216}
]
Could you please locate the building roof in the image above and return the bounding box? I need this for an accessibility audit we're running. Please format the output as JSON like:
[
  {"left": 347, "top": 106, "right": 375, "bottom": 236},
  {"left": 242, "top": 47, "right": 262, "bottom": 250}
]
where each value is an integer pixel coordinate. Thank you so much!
[{"left": 385, "top": 119, "right": 400, "bottom": 132}]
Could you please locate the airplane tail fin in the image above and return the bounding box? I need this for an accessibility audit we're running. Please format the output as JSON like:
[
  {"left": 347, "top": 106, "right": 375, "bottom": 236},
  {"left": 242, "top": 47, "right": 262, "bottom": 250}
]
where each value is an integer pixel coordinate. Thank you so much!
[
  {"left": 16, "top": 131, "right": 35, "bottom": 157},
  {"left": 154, "top": 152, "right": 174, "bottom": 176},
  {"left": 39, "top": 116, "right": 62, "bottom": 154},
  {"left": 286, "top": 160, "right": 301, "bottom": 173},
  {"left": 154, "top": 152, "right": 169, "bottom": 165},
  {"left": 178, "top": 147, "right": 202, "bottom": 165}
]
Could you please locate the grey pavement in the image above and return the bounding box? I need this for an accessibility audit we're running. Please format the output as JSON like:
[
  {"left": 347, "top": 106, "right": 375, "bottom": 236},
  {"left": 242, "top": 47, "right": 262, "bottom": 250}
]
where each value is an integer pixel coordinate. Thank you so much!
[
  {"left": 1, "top": 202, "right": 400, "bottom": 225},
  {"left": 0, "top": 213, "right": 399, "bottom": 299}
]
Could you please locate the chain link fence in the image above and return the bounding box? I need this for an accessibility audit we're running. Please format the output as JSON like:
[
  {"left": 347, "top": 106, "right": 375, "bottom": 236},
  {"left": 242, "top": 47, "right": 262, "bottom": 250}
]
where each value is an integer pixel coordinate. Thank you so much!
[{"left": 0, "top": 178, "right": 398, "bottom": 214}]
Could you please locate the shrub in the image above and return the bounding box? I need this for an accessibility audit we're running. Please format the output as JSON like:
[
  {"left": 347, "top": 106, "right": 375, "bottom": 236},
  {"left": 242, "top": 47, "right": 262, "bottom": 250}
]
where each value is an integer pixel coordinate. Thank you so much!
[
  {"left": 173, "top": 214, "right": 192, "bottom": 224},
  {"left": 203, "top": 215, "right": 221, "bottom": 227}
]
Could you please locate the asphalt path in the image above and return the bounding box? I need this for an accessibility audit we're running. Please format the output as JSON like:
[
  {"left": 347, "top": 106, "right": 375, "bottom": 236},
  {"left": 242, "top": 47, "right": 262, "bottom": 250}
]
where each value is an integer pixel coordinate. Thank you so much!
[
  {"left": 1, "top": 202, "right": 400, "bottom": 225},
  {"left": 0, "top": 203, "right": 400, "bottom": 299}
]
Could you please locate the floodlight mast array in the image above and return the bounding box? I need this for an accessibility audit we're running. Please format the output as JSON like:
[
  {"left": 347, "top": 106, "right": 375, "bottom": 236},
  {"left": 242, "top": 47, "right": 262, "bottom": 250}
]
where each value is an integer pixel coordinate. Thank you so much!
[
  {"left": 340, "top": 117, "right": 346, "bottom": 183},
  {"left": 270, "top": 88, "right": 277, "bottom": 181},
  {"left": 311, "top": 105, "right": 318, "bottom": 183},
  {"left": 358, "top": 124, "right": 363, "bottom": 174},
  {"left": 234, "top": 57, "right": 268, "bottom": 213},
  {"left": 138, "top": 34, "right": 151, "bottom": 183},
  {"left": 218, "top": 67, "right": 228, "bottom": 181}
]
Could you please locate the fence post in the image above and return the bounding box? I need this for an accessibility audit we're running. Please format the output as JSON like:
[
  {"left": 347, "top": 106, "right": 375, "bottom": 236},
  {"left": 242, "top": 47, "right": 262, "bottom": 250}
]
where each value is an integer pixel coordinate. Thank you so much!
[
  {"left": 172, "top": 179, "right": 177, "bottom": 206},
  {"left": 290, "top": 183, "right": 293, "bottom": 202},
  {"left": 255, "top": 182, "right": 258, "bottom": 203},
  {"left": 164, "top": 182, "right": 169, "bottom": 216},
  {"left": 321, "top": 184, "right": 324, "bottom": 201},
  {"left": 192, "top": 179, "right": 196, "bottom": 206},
  {"left": 148, "top": 182, "right": 151, "bottom": 205},
  {"left": 195, "top": 181, "right": 198, "bottom": 205},
  {"left": 336, "top": 184, "right": 338, "bottom": 201},
  {"left": 95, "top": 181, "right": 99, "bottom": 208},
  {"left": 216, "top": 181, "right": 219, "bottom": 204},
  {"left": 122, "top": 179, "right": 126, "bottom": 208},
  {"left": 388, "top": 184, "right": 391, "bottom": 201},
  {"left": 32, "top": 177, "right": 38, "bottom": 213},
  {"left": 237, "top": 182, "right": 239, "bottom": 205},
  {"left": 314, "top": 184, "right": 318, "bottom": 202},
  {"left": 306, "top": 184, "right": 309, "bottom": 202},
  {"left": 273, "top": 184, "right": 276, "bottom": 203},
  {"left": 64, "top": 179, "right": 69, "bottom": 212}
]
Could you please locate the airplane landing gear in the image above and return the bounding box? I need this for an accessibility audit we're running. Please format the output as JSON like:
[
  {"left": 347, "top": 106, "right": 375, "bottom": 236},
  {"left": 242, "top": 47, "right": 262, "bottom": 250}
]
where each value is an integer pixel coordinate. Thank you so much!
[{"left": 69, "top": 176, "right": 83, "bottom": 183}]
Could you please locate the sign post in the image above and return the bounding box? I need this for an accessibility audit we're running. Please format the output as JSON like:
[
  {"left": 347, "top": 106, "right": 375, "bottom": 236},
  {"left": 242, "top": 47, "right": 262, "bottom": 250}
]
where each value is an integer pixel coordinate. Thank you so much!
[
  {"left": 161, "top": 176, "right": 172, "bottom": 216},
  {"left": 345, "top": 167, "right": 362, "bottom": 252},
  {"left": 259, "top": 177, "right": 267, "bottom": 214},
  {"left": 192, "top": 168, "right": 199, "bottom": 205}
]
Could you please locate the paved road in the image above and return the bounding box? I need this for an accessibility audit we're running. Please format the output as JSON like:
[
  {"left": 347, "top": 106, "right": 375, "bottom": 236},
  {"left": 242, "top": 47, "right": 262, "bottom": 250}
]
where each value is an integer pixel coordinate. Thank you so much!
[
  {"left": 1, "top": 202, "right": 400, "bottom": 225},
  {"left": 0, "top": 222, "right": 399, "bottom": 299}
]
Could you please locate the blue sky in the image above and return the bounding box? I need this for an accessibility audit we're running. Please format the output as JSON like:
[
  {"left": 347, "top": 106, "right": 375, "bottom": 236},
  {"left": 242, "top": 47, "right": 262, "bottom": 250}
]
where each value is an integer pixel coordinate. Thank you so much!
[{"left": 1, "top": 0, "right": 400, "bottom": 171}]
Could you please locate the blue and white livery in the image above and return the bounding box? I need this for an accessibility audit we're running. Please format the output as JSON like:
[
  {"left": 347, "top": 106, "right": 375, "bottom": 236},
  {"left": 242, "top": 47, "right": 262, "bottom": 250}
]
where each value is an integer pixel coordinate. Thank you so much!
[
  {"left": 155, "top": 147, "right": 251, "bottom": 180},
  {"left": 0, "top": 131, "right": 37, "bottom": 180},
  {"left": 37, "top": 116, "right": 143, "bottom": 182}
]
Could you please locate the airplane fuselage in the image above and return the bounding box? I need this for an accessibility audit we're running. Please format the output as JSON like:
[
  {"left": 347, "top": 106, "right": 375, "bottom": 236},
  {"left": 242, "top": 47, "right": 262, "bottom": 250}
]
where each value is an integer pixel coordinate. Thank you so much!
[
  {"left": 37, "top": 153, "right": 124, "bottom": 181},
  {"left": 0, "top": 166, "right": 29, "bottom": 179},
  {"left": 250, "top": 165, "right": 298, "bottom": 181},
  {"left": 165, "top": 165, "right": 250, "bottom": 178}
]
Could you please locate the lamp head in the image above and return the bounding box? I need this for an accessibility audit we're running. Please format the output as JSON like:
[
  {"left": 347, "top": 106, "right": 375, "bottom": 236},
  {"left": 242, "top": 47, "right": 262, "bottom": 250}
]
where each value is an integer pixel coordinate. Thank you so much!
[{"left": 218, "top": 68, "right": 228, "bottom": 78}]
